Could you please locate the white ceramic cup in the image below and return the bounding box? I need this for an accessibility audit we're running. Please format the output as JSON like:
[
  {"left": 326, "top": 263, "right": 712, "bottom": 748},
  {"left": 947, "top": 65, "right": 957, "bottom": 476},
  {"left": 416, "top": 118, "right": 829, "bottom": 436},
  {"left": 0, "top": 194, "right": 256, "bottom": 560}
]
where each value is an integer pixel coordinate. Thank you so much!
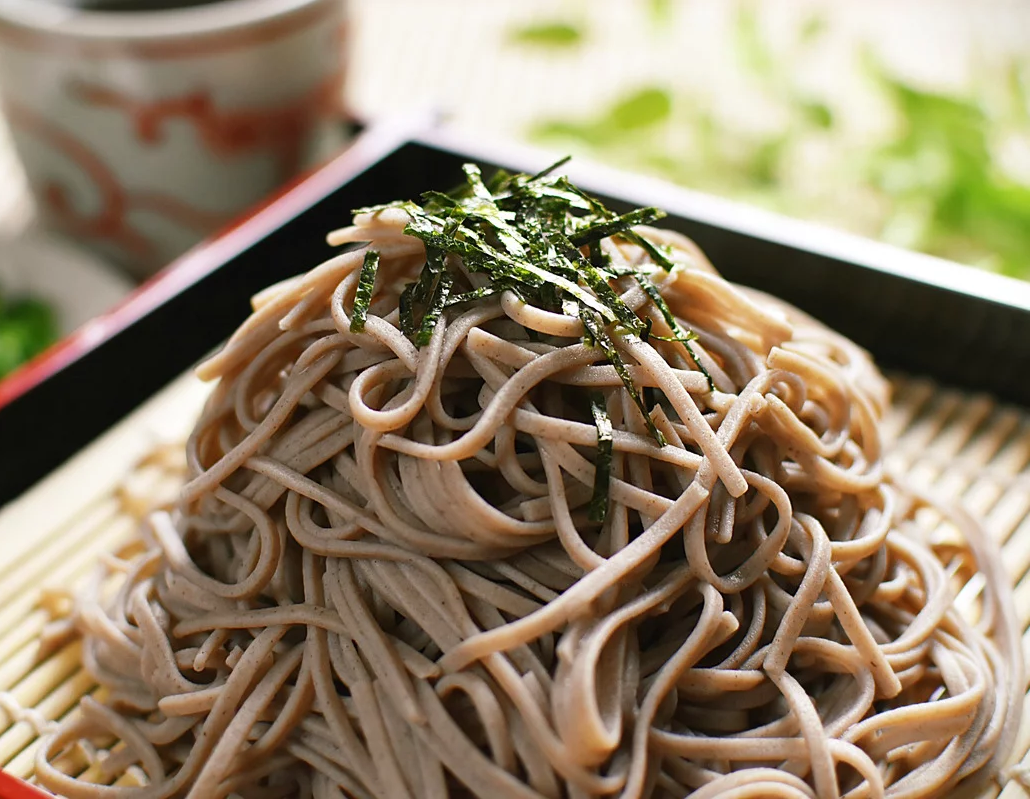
[{"left": 0, "top": 0, "right": 346, "bottom": 279}]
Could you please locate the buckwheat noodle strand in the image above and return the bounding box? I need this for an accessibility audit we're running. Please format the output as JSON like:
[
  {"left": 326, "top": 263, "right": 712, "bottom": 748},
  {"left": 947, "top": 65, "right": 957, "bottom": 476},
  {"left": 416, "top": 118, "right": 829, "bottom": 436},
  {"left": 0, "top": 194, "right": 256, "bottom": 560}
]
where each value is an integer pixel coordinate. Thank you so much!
[{"left": 38, "top": 205, "right": 1020, "bottom": 798}]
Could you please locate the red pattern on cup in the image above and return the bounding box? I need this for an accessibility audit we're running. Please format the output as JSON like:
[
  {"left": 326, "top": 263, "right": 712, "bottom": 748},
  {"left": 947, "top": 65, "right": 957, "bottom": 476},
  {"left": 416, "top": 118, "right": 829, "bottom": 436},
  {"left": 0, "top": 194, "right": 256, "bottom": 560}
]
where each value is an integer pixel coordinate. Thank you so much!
[
  {"left": 5, "top": 67, "right": 341, "bottom": 267},
  {"left": 0, "top": 1, "right": 346, "bottom": 275},
  {"left": 6, "top": 101, "right": 156, "bottom": 260},
  {"left": 70, "top": 69, "right": 342, "bottom": 175}
]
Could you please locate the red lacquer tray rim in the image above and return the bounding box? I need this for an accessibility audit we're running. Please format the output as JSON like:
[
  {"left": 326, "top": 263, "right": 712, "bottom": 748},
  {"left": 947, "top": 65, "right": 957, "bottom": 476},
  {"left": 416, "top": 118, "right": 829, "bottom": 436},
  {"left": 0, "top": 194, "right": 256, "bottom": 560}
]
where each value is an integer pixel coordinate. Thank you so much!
[
  {"left": 0, "top": 115, "right": 429, "bottom": 413},
  {"left": 0, "top": 771, "right": 51, "bottom": 799}
]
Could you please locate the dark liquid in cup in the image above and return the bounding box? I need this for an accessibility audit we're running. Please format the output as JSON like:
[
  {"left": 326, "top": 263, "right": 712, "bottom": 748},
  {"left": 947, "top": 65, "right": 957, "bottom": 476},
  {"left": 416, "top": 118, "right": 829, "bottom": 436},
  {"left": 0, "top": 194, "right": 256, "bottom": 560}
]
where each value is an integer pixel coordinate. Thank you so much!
[{"left": 43, "top": 0, "right": 230, "bottom": 10}]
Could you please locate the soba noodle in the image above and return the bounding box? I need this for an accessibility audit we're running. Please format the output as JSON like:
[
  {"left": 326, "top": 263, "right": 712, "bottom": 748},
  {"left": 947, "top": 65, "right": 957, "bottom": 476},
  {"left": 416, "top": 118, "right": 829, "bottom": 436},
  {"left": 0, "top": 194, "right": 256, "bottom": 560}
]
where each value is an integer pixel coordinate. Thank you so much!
[{"left": 37, "top": 170, "right": 1021, "bottom": 799}]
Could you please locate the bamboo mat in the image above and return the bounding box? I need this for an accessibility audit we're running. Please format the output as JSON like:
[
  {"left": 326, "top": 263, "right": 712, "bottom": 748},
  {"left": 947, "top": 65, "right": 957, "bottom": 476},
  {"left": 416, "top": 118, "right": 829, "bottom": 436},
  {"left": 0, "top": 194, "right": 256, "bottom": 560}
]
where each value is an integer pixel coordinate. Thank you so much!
[{"left": 1, "top": 372, "right": 1030, "bottom": 796}]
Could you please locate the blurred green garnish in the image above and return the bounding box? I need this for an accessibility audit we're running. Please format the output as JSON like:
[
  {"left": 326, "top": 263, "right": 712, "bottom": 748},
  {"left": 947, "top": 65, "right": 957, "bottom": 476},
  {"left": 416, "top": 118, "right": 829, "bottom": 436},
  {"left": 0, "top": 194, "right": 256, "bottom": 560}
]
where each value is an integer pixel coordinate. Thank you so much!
[
  {"left": 734, "top": 2, "right": 773, "bottom": 75},
  {"left": 0, "top": 292, "right": 57, "bottom": 378},
  {"left": 868, "top": 76, "right": 1030, "bottom": 277},
  {"left": 608, "top": 87, "right": 673, "bottom": 131},
  {"left": 530, "top": 1, "right": 1030, "bottom": 280},
  {"left": 508, "top": 20, "right": 584, "bottom": 49},
  {"left": 648, "top": 0, "right": 674, "bottom": 27},
  {"left": 799, "top": 14, "right": 827, "bottom": 44},
  {"left": 532, "top": 86, "right": 672, "bottom": 147}
]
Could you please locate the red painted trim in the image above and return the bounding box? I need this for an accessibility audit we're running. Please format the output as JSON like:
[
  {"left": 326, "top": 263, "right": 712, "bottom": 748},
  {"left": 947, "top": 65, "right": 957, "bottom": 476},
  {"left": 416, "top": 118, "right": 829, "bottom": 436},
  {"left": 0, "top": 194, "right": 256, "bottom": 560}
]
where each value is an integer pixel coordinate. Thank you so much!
[
  {"left": 6, "top": 60, "right": 343, "bottom": 267},
  {"left": 0, "top": 115, "right": 432, "bottom": 411},
  {"left": 71, "top": 68, "right": 343, "bottom": 172},
  {"left": 6, "top": 101, "right": 155, "bottom": 261},
  {"left": 0, "top": 0, "right": 337, "bottom": 61},
  {"left": 0, "top": 771, "right": 52, "bottom": 799}
]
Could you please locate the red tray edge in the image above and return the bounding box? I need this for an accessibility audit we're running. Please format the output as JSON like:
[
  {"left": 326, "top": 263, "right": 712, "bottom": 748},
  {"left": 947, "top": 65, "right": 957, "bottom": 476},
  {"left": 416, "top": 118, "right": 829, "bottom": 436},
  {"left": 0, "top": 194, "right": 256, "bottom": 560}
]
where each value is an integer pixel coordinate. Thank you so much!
[{"left": 0, "top": 113, "right": 431, "bottom": 412}]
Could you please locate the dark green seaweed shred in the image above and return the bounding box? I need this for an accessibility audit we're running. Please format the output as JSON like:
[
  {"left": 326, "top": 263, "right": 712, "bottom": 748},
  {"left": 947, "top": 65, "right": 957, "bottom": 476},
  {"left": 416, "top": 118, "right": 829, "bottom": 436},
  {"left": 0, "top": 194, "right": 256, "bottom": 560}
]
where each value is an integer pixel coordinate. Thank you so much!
[
  {"left": 581, "top": 310, "right": 666, "bottom": 447},
  {"left": 680, "top": 338, "right": 713, "bottom": 389},
  {"left": 341, "top": 158, "right": 716, "bottom": 445},
  {"left": 444, "top": 285, "right": 504, "bottom": 308},
  {"left": 399, "top": 282, "right": 416, "bottom": 338},
  {"left": 352, "top": 199, "right": 423, "bottom": 218},
  {"left": 486, "top": 168, "right": 516, "bottom": 193},
  {"left": 570, "top": 206, "right": 666, "bottom": 247},
  {"left": 635, "top": 275, "right": 715, "bottom": 392},
  {"left": 349, "top": 250, "right": 380, "bottom": 333},
  {"left": 554, "top": 235, "right": 640, "bottom": 330},
  {"left": 624, "top": 230, "right": 677, "bottom": 272},
  {"left": 527, "top": 155, "right": 573, "bottom": 183},
  {"left": 589, "top": 240, "right": 611, "bottom": 270},
  {"left": 588, "top": 392, "right": 614, "bottom": 523},
  {"left": 415, "top": 270, "right": 453, "bottom": 346},
  {"left": 421, "top": 190, "right": 461, "bottom": 211}
]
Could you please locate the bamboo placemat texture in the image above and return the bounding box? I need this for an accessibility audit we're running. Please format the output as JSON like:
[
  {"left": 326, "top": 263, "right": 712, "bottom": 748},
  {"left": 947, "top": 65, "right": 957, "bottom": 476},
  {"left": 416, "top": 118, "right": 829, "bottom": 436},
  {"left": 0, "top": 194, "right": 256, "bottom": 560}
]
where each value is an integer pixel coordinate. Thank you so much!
[{"left": 1, "top": 373, "right": 1030, "bottom": 796}]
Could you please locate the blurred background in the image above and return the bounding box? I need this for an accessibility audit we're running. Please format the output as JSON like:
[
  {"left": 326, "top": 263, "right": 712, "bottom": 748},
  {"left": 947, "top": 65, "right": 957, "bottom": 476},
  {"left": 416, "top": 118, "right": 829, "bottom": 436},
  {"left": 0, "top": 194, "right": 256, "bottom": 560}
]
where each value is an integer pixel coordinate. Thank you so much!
[{"left": 1, "top": 0, "right": 1029, "bottom": 379}]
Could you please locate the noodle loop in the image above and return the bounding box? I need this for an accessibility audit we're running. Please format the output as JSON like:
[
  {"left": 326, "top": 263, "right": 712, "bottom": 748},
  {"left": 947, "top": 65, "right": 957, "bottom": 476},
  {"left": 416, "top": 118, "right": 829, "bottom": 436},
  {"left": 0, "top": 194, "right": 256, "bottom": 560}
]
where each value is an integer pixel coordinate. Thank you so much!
[{"left": 38, "top": 177, "right": 1020, "bottom": 799}]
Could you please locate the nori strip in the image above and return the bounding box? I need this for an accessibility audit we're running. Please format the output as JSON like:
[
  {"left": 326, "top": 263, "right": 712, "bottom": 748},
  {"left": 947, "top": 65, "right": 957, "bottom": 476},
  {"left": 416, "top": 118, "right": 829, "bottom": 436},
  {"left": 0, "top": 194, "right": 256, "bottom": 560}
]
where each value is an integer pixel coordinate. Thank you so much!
[
  {"left": 349, "top": 250, "right": 380, "bottom": 333},
  {"left": 589, "top": 392, "right": 614, "bottom": 523}
]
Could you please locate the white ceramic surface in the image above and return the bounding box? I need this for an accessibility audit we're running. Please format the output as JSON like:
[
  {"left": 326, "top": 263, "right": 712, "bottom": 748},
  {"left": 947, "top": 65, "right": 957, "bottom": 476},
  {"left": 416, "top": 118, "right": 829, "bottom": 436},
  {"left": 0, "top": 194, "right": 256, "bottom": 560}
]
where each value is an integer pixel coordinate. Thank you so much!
[
  {"left": 0, "top": 234, "right": 131, "bottom": 333},
  {"left": 0, "top": 0, "right": 346, "bottom": 280}
]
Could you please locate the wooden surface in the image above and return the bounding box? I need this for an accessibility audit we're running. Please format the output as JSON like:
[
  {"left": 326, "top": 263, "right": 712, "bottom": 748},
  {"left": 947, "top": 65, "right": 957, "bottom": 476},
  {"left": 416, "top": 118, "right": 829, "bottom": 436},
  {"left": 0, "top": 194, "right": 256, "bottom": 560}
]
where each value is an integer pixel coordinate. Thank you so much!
[
  {"left": 0, "top": 373, "right": 209, "bottom": 786},
  {"left": 2, "top": 373, "right": 1030, "bottom": 796}
]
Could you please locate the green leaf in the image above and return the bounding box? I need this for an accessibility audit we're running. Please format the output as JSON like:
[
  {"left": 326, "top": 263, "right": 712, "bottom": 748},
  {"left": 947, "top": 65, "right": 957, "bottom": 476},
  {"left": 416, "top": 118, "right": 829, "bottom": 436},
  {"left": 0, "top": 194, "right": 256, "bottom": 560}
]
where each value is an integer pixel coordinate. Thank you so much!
[
  {"left": 735, "top": 2, "right": 773, "bottom": 76},
  {"left": 528, "top": 120, "right": 607, "bottom": 148},
  {"left": 800, "top": 101, "right": 833, "bottom": 129},
  {"left": 865, "top": 72, "right": 1030, "bottom": 278},
  {"left": 647, "top": 0, "right": 673, "bottom": 26},
  {"left": 530, "top": 87, "right": 673, "bottom": 150},
  {"left": 799, "top": 14, "right": 827, "bottom": 45},
  {"left": 0, "top": 296, "right": 57, "bottom": 378},
  {"left": 608, "top": 87, "right": 673, "bottom": 131},
  {"left": 0, "top": 328, "right": 25, "bottom": 377},
  {"left": 743, "top": 137, "right": 786, "bottom": 187},
  {"left": 508, "top": 20, "right": 584, "bottom": 49}
]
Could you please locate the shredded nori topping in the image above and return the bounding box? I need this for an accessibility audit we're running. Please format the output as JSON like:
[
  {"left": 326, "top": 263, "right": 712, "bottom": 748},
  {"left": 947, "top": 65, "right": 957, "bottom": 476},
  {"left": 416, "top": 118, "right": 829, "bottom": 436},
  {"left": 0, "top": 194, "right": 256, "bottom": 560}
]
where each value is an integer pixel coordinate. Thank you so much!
[
  {"left": 351, "top": 159, "right": 711, "bottom": 452},
  {"left": 349, "top": 250, "right": 380, "bottom": 333}
]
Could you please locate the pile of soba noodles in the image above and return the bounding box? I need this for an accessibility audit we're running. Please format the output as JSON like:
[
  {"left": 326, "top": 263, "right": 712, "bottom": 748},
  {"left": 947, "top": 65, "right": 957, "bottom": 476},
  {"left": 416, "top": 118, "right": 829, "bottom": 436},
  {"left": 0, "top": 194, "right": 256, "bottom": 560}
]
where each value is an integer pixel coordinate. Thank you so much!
[{"left": 38, "top": 163, "right": 1021, "bottom": 799}]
